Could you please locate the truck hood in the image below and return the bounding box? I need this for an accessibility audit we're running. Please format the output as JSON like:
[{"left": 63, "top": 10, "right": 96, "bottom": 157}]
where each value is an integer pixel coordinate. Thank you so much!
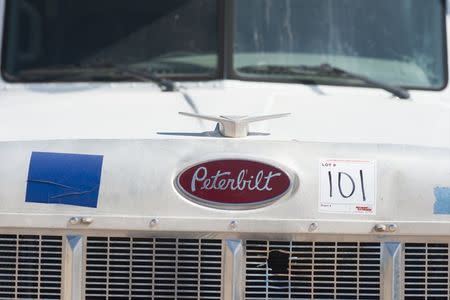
[{"left": 0, "top": 80, "right": 449, "bottom": 149}]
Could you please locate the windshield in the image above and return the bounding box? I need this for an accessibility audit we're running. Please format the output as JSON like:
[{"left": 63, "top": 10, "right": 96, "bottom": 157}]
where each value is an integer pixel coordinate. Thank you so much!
[
  {"left": 234, "top": 0, "right": 447, "bottom": 90},
  {"left": 1, "top": 0, "right": 219, "bottom": 82}
]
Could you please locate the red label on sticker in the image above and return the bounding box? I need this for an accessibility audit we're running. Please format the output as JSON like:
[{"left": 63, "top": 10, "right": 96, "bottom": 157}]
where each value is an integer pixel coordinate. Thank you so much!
[
  {"left": 176, "top": 159, "right": 292, "bottom": 209},
  {"left": 356, "top": 206, "right": 372, "bottom": 212}
]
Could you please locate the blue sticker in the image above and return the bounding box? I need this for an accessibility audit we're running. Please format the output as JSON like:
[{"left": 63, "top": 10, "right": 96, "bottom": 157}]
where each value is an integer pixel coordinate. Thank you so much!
[
  {"left": 433, "top": 187, "right": 450, "bottom": 215},
  {"left": 26, "top": 152, "right": 103, "bottom": 208}
]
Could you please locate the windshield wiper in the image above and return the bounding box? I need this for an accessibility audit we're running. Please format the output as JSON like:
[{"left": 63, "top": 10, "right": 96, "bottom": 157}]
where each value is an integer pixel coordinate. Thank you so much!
[
  {"left": 115, "top": 66, "right": 177, "bottom": 91},
  {"left": 14, "top": 64, "right": 177, "bottom": 91},
  {"left": 239, "top": 63, "right": 410, "bottom": 99}
]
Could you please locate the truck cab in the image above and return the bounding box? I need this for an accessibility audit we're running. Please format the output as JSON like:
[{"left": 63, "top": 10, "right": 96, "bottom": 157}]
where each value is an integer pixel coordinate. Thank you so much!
[{"left": 0, "top": 0, "right": 449, "bottom": 299}]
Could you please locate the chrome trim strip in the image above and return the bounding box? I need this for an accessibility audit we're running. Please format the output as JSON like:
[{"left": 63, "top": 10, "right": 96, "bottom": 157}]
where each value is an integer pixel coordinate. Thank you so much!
[
  {"left": 381, "top": 242, "right": 402, "bottom": 300},
  {"left": 2, "top": 228, "right": 450, "bottom": 243},
  {"left": 2, "top": 216, "right": 450, "bottom": 236},
  {"left": 223, "top": 240, "right": 244, "bottom": 300},
  {"left": 62, "top": 235, "right": 83, "bottom": 300}
]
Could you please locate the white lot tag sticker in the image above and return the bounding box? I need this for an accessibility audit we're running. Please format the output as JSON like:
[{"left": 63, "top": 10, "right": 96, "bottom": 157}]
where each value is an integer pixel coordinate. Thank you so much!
[{"left": 319, "top": 159, "right": 376, "bottom": 215}]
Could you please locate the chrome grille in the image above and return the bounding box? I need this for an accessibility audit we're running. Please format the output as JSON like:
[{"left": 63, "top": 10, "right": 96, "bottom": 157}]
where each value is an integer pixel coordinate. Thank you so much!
[
  {"left": 404, "top": 243, "right": 449, "bottom": 299},
  {"left": 245, "top": 240, "right": 381, "bottom": 299},
  {"left": 0, "top": 234, "right": 62, "bottom": 299},
  {"left": 84, "top": 237, "right": 222, "bottom": 299}
]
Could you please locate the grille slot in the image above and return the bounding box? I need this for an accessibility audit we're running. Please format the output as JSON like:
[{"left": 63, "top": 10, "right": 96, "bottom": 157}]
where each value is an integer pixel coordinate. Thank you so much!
[
  {"left": 404, "top": 243, "right": 449, "bottom": 299},
  {"left": 245, "top": 240, "right": 381, "bottom": 299},
  {"left": 84, "top": 237, "right": 222, "bottom": 299},
  {"left": 0, "top": 234, "right": 63, "bottom": 299}
]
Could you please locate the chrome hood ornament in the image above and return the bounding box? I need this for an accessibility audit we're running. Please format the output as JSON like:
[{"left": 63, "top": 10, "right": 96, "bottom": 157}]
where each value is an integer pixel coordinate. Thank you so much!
[{"left": 179, "top": 112, "right": 291, "bottom": 138}]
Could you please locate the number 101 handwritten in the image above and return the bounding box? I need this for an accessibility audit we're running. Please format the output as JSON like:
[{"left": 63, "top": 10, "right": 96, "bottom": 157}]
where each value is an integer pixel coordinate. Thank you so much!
[{"left": 327, "top": 170, "right": 366, "bottom": 201}]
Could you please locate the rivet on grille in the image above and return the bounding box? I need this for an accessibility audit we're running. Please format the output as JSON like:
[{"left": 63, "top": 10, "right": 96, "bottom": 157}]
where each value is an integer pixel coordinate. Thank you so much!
[
  {"left": 229, "top": 220, "right": 238, "bottom": 230},
  {"left": 68, "top": 217, "right": 81, "bottom": 225},
  {"left": 387, "top": 224, "right": 398, "bottom": 232},
  {"left": 309, "top": 222, "right": 319, "bottom": 232},
  {"left": 149, "top": 218, "right": 159, "bottom": 227}
]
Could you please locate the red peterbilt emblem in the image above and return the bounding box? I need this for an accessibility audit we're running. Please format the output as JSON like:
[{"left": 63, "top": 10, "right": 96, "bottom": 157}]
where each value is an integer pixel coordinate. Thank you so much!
[{"left": 176, "top": 159, "right": 292, "bottom": 208}]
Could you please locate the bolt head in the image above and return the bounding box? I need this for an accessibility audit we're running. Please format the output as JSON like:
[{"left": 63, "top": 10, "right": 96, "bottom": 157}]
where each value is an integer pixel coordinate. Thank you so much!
[
  {"left": 374, "top": 224, "right": 387, "bottom": 233},
  {"left": 81, "top": 217, "right": 93, "bottom": 225}
]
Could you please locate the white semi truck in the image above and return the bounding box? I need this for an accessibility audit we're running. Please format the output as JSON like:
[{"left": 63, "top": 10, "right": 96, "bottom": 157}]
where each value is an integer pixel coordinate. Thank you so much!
[{"left": 0, "top": 0, "right": 449, "bottom": 299}]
